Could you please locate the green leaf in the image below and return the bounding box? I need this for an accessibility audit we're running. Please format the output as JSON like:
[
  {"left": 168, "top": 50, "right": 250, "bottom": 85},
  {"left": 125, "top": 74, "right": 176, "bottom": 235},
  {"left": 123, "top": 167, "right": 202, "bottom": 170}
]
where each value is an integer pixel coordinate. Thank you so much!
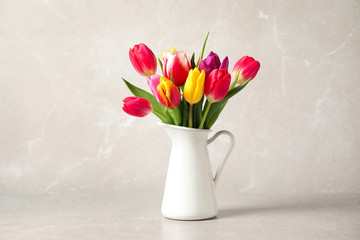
[
  {"left": 204, "top": 79, "right": 251, "bottom": 128},
  {"left": 168, "top": 107, "right": 182, "bottom": 126},
  {"left": 165, "top": 110, "right": 174, "bottom": 125},
  {"left": 190, "top": 52, "right": 196, "bottom": 69},
  {"left": 196, "top": 31, "right": 210, "bottom": 67},
  {"left": 220, "top": 79, "right": 250, "bottom": 103},
  {"left": 158, "top": 58, "right": 163, "bottom": 74},
  {"left": 205, "top": 101, "right": 226, "bottom": 129},
  {"left": 122, "top": 78, "right": 168, "bottom": 123}
]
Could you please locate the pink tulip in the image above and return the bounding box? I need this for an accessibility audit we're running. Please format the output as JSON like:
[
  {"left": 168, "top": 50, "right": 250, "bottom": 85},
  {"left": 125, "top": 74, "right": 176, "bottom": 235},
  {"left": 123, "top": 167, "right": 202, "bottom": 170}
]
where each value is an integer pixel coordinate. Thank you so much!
[
  {"left": 122, "top": 97, "right": 152, "bottom": 117},
  {"left": 162, "top": 49, "right": 191, "bottom": 87},
  {"left": 204, "top": 69, "right": 231, "bottom": 103},
  {"left": 232, "top": 56, "right": 260, "bottom": 85},
  {"left": 157, "top": 77, "right": 181, "bottom": 108},
  {"left": 146, "top": 74, "right": 161, "bottom": 102},
  {"left": 129, "top": 43, "right": 157, "bottom": 77}
]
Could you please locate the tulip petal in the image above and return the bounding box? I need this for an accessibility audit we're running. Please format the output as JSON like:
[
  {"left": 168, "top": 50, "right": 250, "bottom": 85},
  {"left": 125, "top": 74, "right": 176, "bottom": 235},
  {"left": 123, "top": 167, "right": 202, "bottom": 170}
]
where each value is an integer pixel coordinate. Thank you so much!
[
  {"left": 193, "top": 70, "right": 205, "bottom": 103},
  {"left": 205, "top": 51, "right": 221, "bottom": 70},
  {"left": 242, "top": 61, "right": 260, "bottom": 80},
  {"left": 129, "top": 48, "right": 144, "bottom": 76},
  {"left": 146, "top": 75, "right": 161, "bottom": 102},
  {"left": 219, "top": 56, "right": 229, "bottom": 70},
  {"left": 199, "top": 60, "right": 212, "bottom": 79}
]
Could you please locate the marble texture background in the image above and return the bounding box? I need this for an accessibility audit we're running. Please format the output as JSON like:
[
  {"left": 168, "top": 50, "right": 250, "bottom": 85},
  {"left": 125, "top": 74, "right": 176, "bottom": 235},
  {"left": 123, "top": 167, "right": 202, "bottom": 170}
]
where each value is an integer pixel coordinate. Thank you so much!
[{"left": 0, "top": 0, "right": 359, "bottom": 194}]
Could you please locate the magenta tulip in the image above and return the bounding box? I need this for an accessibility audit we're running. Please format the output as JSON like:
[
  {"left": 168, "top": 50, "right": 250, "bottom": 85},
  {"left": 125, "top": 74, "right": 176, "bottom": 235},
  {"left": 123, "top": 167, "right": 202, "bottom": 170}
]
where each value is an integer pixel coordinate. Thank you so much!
[
  {"left": 129, "top": 43, "right": 157, "bottom": 77},
  {"left": 232, "top": 56, "right": 260, "bottom": 85},
  {"left": 204, "top": 69, "right": 231, "bottom": 103},
  {"left": 146, "top": 74, "right": 161, "bottom": 102},
  {"left": 199, "top": 51, "right": 229, "bottom": 79},
  {"left": 162, "top": 49, "right": 191, "bottom": 87},
  {"left": 122, "top": 97, "right": 152, "bottom": 117}
]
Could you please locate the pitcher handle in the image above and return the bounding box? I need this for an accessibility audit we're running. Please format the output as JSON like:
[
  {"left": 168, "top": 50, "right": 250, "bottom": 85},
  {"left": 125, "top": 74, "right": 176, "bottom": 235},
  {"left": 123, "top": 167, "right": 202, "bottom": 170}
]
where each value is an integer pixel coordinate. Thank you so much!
[{"left": 207, "top": 130, "right": 235, "bottom": 186}]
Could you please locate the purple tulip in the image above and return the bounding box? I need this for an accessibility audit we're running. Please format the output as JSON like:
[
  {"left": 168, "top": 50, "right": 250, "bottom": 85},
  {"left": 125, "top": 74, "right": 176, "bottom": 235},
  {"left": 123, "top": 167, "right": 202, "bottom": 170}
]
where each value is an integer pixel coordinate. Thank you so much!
[{"left": 199, "top": 51, "right": 229, "bottom": 79}]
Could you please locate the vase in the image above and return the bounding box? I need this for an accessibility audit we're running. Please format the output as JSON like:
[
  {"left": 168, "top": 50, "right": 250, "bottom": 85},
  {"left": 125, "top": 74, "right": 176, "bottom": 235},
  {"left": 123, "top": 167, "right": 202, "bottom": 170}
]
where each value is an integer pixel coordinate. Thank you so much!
[{"left": 160, "top": 123, "right": 235, "bottom": 220}]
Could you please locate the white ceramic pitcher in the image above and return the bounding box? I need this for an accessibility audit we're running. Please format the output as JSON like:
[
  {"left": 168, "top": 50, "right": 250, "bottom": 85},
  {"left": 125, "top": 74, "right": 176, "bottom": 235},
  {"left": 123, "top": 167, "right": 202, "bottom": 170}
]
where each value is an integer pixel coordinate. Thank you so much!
[{"left": 161, "top": 124, "right": 235, "bottom": 220}]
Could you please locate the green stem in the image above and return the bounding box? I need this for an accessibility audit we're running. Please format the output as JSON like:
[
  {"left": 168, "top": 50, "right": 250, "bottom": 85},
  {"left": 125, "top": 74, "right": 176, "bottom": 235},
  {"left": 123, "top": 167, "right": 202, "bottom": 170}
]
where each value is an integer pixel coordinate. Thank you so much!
[
  {"left": 229, "top": 79, "right": 237, "bottom": 91},
  {"left": 229, "top": 71, "right": 240, "bottom": 91},
  {"left": 189, "top": 104, "right": 193, "bottom": 128},
  {"left": 199, "top": 102, "right": 212, "bottom": 129}
]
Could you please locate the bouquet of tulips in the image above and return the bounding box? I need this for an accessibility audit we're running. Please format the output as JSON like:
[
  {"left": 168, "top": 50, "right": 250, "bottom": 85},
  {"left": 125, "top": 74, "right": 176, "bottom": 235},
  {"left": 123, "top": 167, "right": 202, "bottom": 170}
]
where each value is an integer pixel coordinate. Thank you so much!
[{"left": 122, "top": 33, "right": 260, "bottom": 129}]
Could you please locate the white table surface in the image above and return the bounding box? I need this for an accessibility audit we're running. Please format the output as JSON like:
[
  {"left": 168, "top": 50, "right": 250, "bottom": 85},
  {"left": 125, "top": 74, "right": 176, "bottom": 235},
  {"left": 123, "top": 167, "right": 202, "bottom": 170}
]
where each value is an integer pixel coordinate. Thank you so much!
[{"left": 1, "top": 192, "right": 359, "bottom": 240}]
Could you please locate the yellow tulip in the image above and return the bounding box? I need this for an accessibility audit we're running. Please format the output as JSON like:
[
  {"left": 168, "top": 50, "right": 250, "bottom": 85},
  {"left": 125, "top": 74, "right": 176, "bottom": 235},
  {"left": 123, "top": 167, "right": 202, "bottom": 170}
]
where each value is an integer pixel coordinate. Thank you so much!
[{"left": 183, "top": 67, "right": 205, "bottom": 104}]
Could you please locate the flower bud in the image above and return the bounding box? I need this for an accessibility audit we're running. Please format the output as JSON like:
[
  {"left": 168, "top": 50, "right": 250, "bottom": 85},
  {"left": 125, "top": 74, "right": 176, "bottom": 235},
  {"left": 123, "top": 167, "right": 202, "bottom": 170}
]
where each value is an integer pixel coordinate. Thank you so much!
[
  {"left": 162, "top": 48, "right": 191, "bottom": 86},
  {"left": 204, "top": 69, "right": 231, "bottom": 103},
  {"left": 122, "top": 97, "right": 152, "bottom": 117},
  {"left": 129, "top": 43, "right": 157, "bottom": 76},
  {"left": 156, "top": 77, "right": 181, "bottom": 108},
  {"left": 184, "top": 67, "right": 205, "bottom": 104},
  {"left": 232, "top": 56, "right": 260, "bottom": 85}
]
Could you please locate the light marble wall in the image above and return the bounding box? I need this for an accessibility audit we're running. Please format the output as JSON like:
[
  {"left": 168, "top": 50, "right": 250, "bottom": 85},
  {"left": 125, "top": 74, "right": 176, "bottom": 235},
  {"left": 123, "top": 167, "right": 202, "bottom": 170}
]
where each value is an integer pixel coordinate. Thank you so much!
[{"left": 0, "top": 0, "right": 359, "bottom": 194}]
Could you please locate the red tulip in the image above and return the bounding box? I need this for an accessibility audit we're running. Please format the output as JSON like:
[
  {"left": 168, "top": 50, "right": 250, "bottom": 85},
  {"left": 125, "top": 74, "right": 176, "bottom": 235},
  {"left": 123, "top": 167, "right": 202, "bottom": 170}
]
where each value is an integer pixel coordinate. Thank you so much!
[
  {"left": 162, "top": 49, "right": 191, "bottom": 87},
  {"left": 232, "top": 56, "right": 260, "bottom": 85},
  {"left": 204, "top": 69, "right": 231, "bottom": 103},
  {"left": 129, "top": 43, "right": 157, "bottom": 76},
  {"left": 156, "top": 77, "right": 181, "bottom": 108},
  {"left": 122, "top": 97, "right": 152, "bottom": 117}
]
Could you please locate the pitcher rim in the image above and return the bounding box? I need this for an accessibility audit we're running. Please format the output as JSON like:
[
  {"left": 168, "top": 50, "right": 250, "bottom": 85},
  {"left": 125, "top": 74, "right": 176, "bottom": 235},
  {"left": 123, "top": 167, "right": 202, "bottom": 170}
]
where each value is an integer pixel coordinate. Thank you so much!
[{"left": 158, "top": 123, "right": 212, "bottom": 132}]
